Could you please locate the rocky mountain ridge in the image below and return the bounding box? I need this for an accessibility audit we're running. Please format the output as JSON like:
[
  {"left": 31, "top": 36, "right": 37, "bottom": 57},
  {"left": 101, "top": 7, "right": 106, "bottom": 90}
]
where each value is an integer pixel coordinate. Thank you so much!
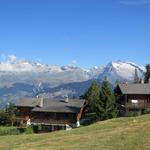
[{"left": 0, "top": 56, "right": 145, "bottom": 107}]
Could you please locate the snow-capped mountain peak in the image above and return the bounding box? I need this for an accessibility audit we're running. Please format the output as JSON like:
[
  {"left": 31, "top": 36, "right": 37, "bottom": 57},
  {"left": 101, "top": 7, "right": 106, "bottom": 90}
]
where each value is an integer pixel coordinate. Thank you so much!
[
  {"left": 99, "top": 60, "right": 145, "bottom": 83},
  {"left": 0, "top": 56, "right": 146, "bottom": 84},
  {"left": 0, "top": 57, "right": 146, "bottom": 107}
]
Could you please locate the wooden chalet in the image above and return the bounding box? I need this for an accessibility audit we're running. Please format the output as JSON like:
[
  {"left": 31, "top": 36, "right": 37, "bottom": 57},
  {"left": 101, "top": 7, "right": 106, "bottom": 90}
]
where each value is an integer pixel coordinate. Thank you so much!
[
  {"left": 15, "top": 98, "right": 85, "bottom": 132},
  {"left": 115, "top": 83, "right": 150, "bottom": 116}
]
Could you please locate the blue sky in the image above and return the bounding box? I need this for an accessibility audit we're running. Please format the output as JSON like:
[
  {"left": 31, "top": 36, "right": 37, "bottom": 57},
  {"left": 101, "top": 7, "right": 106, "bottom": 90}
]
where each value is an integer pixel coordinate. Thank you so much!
[{"left": 0, "top": 0, "right": 150, "bottom": 68}]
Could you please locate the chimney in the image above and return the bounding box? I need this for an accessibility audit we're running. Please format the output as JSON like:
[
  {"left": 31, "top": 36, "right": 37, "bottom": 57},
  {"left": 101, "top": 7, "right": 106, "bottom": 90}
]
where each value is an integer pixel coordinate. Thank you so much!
[
  {"left": 64, "top": 96, "right": 69, "bottom": 103},
  {"left": 140, "top": 79, "right": 144, "bottom": 84},
  {"left": 125, "top": 81, "right": 128, "bottom": 87},
  {"left": 39, "top": 98, "right": 43, "bottom": 107}
]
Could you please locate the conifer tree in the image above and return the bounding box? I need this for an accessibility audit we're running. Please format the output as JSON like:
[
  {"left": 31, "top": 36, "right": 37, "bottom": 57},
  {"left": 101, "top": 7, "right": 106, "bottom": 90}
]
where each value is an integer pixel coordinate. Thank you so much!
[
  {"left": 97, "top": 77, "right": 118, "bottom": 120},
  {"left": 82, "top": 80, "right": 101, "bottom": 113},
  {"left": 144, "top": 64, "right": 150, "bottom": 83},
  {"left": 115, "top": 80, "right": 120, "bottom": 87}
]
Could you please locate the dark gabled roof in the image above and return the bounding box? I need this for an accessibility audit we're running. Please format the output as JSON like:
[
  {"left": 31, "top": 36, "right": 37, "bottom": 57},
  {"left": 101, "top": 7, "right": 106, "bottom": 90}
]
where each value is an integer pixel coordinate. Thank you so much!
[
  {"left": 16, "top": 98, "right": 85, "bottom": 113},
  {"left": 32, "top": 99, "right": 85, "bottom": 113},
  {"left": 118, "top": 83, "right": 150, "bottom": 95},
  {"left": 15, "top": 98, "right": 41, "bottom": 107}
]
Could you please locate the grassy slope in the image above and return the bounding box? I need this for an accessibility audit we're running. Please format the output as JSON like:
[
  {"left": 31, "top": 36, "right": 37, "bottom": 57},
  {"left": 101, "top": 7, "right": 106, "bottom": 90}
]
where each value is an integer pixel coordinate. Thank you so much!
[{"left": 0, "top": 114, "right": 150, "bottom": 150}]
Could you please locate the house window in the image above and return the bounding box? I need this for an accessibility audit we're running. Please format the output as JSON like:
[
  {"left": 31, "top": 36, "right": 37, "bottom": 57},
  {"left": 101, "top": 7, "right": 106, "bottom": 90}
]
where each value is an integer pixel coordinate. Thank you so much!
[{"left": 131, "top": 100, "right": 138, "bottom": 104}]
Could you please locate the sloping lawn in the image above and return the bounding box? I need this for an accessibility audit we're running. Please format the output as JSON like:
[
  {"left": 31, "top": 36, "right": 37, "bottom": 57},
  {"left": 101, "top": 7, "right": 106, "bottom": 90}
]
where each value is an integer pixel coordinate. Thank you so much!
[{"left": 0, "top": 114, "right": 150, "bottom": 150}]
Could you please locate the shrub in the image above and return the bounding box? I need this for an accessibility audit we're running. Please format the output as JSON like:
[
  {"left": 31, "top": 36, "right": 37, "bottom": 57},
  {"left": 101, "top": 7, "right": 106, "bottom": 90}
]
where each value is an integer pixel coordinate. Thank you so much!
[
  {"left": 81, "top": 113, "right": 97, "bottom": 125},
  {"left": 17, "top": 127, "right": 26, "bottom": 133},
  {"left": 127, "top": 111, "right": 141, "bottom": 117},
  {"left": 0, "top": 127, "right": 20, "bottom": 136},
  {"left": 32, "top": 125, "right": 39, "bottom": 133},
  {"left": 142, "top": 108, "right": 150, "bottom": 115},
  {"left": 18, "top": 126, "right": 34, "bottom": 134},
  {"left": 24, "top": 126, "right": 34, "bottom": 134}
]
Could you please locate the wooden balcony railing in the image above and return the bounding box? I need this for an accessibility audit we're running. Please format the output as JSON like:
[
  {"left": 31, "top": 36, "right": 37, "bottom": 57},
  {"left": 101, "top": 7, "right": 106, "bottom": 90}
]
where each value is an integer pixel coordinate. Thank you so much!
[
  {"left": 31, "top": 119, "right": 72, "bottom": 125},
  {"left": 126, "top": 103, "right": 150, "bottom": 109}
]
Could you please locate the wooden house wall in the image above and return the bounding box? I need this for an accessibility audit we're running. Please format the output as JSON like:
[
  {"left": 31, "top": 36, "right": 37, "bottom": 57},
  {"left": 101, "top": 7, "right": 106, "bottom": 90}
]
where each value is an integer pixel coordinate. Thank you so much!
[
  {"left": 32, "top": 112, "right": 77, "bottom": 125},
  {"left": 116, "top": 94, "right": 150, "bottom": 104},
  {"left": 17, "top": 107, "right": 33, "bottom": 117},
  {"left": 127, "top": 94, "right": 150, "bottom": 103},
  {"left": 16, "top": 104, "right": 85, "bottom": 126}
]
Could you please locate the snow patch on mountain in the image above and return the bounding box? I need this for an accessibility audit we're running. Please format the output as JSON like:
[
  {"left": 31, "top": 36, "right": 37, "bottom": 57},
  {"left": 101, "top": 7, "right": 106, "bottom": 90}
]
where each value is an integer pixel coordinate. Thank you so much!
[
  {"left": 0, "top": 56, "right": 145, "bottom": 84},
  {"left": 0, "top": 55, "right": 103, "bottom": 81},
  {"left": 99, "top": 60, "right": 145, "bottom": 84},
  {"left": 86, "top": 66, "right": 103, "bottom": 78},
  {"left": 0, "top": 56, "right": 146, "bottom": 107}
]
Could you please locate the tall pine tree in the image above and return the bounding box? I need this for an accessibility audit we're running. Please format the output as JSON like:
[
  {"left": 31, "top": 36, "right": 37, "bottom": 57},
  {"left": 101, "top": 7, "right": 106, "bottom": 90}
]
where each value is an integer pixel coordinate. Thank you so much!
[
  {"left": 144, "top": 64, "right": 150, "bottom": 83},
  {"left": 82, "top": 80, "right": 101, "bottom": 113},
  {"left": 96, "top": 77, "right": 118, "bottom": 120}
]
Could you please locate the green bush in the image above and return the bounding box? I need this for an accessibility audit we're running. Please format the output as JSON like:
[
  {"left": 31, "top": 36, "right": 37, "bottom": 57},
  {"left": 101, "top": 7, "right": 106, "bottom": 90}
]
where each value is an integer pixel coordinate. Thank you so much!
[
  {"left": 0, "top": 127, "right": 20, "bottom": 136},
  {"left": 142, "top": 108, "right": 150, "bottom": 115},
  {"left": 24, "top": 126, "right": 34, "bottom": 134},
  {"left": 18, "top": 126, "right": 34, "bottom": 134},
  {"left": 81, "top": 113, "right": 97, "bottom": 125},
  {"left": 127, "top": 111, "right": 141, "bottom": 117},
  {"left": 17, "top": 127, "right": 26, "bottom": 133},
  {"left": 32, "top": 125, "right": 39, "bottom": 133}
]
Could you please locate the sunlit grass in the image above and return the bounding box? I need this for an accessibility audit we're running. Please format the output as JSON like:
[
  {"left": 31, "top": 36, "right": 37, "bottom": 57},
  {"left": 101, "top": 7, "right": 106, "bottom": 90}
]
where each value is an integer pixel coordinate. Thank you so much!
[{"left": 0, "top": 114, "right": 150, "bottom": 150}]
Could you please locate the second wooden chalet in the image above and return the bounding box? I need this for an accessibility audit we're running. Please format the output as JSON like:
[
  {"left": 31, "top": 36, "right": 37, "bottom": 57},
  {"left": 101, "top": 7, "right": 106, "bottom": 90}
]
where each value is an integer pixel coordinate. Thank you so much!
[{"left": 115, "top": 83, "right": 150, "bottom": 116}]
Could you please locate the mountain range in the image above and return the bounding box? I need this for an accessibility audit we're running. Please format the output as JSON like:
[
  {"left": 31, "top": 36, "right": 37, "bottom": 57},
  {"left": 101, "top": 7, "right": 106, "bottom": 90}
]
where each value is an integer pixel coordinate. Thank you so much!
[{"left": 0, "top": 56, "right": 145, "bottom": 107}]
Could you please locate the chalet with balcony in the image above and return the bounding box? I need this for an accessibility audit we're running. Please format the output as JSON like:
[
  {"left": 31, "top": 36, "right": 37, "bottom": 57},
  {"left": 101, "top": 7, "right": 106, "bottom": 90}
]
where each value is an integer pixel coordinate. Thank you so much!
[
  {"left": 15, "top": 98, "right": 85, "bottom": 132},
  {"left": 115, "top": 83, "right": 150, "bottom": 116}
]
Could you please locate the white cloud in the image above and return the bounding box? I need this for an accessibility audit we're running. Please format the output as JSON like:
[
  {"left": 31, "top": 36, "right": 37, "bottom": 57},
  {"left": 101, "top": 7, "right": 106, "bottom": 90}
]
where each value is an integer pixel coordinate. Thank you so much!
[
  {"left": 71, "top": 60, "right": 77, "bottom": 64},
  {"left": 7, "top": 55, "right": 17, "bottom": 62}
]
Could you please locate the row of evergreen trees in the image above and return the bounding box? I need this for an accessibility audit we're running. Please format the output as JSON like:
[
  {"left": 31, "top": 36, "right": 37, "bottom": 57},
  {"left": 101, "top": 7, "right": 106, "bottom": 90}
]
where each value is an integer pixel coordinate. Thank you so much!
[{"left": 81, "top": 78, "right": 118, "bottom": 121}]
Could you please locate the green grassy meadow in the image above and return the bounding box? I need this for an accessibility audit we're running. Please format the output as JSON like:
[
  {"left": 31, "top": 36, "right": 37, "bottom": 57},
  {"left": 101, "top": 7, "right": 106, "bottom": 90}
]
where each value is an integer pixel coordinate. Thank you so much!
[{"left": 0, "top": 114, "right": 150, "bottom": 150}]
